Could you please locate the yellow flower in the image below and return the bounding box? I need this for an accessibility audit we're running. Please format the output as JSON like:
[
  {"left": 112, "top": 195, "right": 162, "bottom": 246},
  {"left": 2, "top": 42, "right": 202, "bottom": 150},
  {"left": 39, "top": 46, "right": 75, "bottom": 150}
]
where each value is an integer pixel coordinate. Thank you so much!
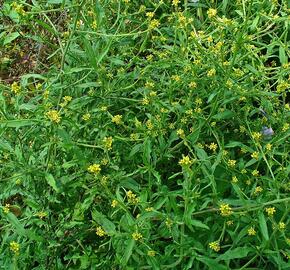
[
  {"left": 179, "top": 155, "right": 193, "bottom": 167},
  {"left": 241, "top": 169, "right": 247, "bottom": 174},
  {"left": 96, "top": 226, "right": 106, "bottom": 237},
  {"left": 103, "top": 136, "right": 113, "bottom": 150},
  {"left": 254, "top": 186, "right": 263, "bottom": 195},
  {"left": 195, "top": 98, "right": 203, "bottom": 106},
  {"left": 265, "top": 207, "right": 276, "bottom": 216},
  {"left": 126, "top": 190, "right": 140, "bottom": 204},
  {"left": 278, "top": 222, "right": 286, "bottom": 230},
  {"left": 207, "top": 8, "right": 217, "bottom": 18},
  {"left": 145, "top": 207, "right": 154, "bottom": 212},
  {"left": 145, "top": 81, "right": 155, "bottom": 88},
  {"left": 147, "top": 250, "right": 156, "bottom": 256},
  {"left": 130, "top": 133, "right": 139, "bottom": 140},
  {"left": 171, "top": 75, "right": 181, "bottom": 81},
  {"left": 37, "top": 211, "right": 47, "bottom": 219},
  {"left": 172, "top": 0, "right": 180, "bottom": 7},
  {"left": 146, "top": 120, "right": 154, "bottom": 130},
  {"left": 266, "top": 143, "right": 272, "bottom": 151},
  {"left": 207, "top": 68, "right": 216, "bottom": 77},
  {"left": 277, "top": 81, "right": 289, "bottom": 93},
  {"left": 63, "top": 96, "right": 72, "bottom": 102},
  {"left": 88, "top": 164, "right": 101, "bottom": 174},
  {"left": 101, "top": 158, "right": 109, "bottom": 166},
  {"left": 132, "top": 232, "right": 143, "bottom": 241},
  {"left": 189, "top": 81, "right": 197, "bottom": 88},
  {"left": 251, "top": 151, "right": 259, "bottom": 160},
  {"left": 165, "top": 218, "right": 173, "bottom": 228},
  {"left": 231, "top": 176, "right": 238, "bottom": 183},
  {"left": 45, "top": 110, "right": 61, "bottom": 123},
  {"left": 60, "top": 95, "right": 72, "bottom": 107},
  {"left": 282, "top": 123, "right": 289, "bottom": 132},
  {"left": 15, "top": 178, "right": 21, "bottom": 185},
  {"left": 146, "top": 12, "right": 155, "bottom": 18},
  {"left": 227, "top": 159, "right": 236, "bottom": 167},
  {"left": 112, "top": 114, "right": 123, "bottom": 125},
  {"left": 111, "top": 199, "right": 118, "bottom": 208},
  {"left": 142, "top": 97, "right": 150, "bottom": 105},
  {"left": 209, "top": 241, "right": 220, "bottom": 252},
  {"left": 226, "top": 220, "right": 234, "bottom": 226},
  {"left": 247, "top": 227, "right": 256, "bottom": 236},
  {"left": 10, "top": 241, "right": 20, "bottom": 254},
  {"left": 11, "top": 82, "right": 21, "bottom": 94},
  {"left": 252, "top": 169, "right": 259, "bottom": 177},
  {"left": 240, "top": 126, "right": 246, "bottom": 133},
  {"left": 219, "top": 203, "right": 232, "bottom": 216},
  {"left": 252, "top": 132, "right": 262, "bottom": 141},
  {"left": 149, "top": 19, "right": 160, "bottom": 29},
  {"left": 209, "top": 142, "right": 218, "bottom": 152},
  {"left": 3, "top": 204, "right": 10, "bottom": 214},
  {"left": 11, "top": 3, "right": 26, "bottom": 16},
  {"left": 177, "top": 128, "right": 185, "bottom": 138},
  {"left": 91, "top": 20, "right": 97, "bottom": 29},
  {"left": 100, "top": 175, "right": 108, "bottom": 185},
  {"left": 82, "top": 113, "right": 91, "bottom": 121}
]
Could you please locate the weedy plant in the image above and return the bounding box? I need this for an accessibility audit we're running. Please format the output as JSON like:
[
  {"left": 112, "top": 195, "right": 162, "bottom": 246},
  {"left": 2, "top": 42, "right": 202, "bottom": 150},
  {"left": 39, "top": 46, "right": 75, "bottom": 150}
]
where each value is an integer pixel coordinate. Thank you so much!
[{"left": 0, "top": 0, "right": 289, "bottom": 269}]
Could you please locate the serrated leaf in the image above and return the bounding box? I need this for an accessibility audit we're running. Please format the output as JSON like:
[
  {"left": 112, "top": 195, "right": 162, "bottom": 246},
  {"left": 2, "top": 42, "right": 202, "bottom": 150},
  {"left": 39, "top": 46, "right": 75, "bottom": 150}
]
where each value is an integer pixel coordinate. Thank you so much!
[{"left": 45, "top": 173, "right": 60, "bottom": 192}]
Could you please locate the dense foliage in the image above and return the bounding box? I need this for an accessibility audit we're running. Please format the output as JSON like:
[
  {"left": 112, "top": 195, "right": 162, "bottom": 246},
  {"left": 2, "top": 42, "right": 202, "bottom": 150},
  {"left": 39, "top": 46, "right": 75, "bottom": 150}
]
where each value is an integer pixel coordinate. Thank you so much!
[{"left": 0, "top": 0, "right": 289, "bottom": 269}]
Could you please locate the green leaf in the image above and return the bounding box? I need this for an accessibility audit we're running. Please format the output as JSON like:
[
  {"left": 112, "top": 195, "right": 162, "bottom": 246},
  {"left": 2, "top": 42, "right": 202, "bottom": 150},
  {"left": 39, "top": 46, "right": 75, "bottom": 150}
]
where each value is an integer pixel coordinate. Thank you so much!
[
  {"left": 218, "top": 247, "right": 253, "bottom": 261},
  {"left": 207, "top": 92, "right": 217, "bottom": 103},
  {"left": 225, "top": 141, "right": 244, "bottom": 148},
  {"left": 190, "top": 219, "right": 209, "bottom": 230},
  {"left": 279, "top": 46, "right": 287, "bottom": 65},
  {"left": 188, "top": 129, "right": 200, "bottom": 145},
  {"left": 5, "top": 212, "right": 26, "bottom": 236},
  {"left": 196, "top": 257, "right": 227, "bottom": 270},
  {"left": 0, "top": 119, "right": 39, "bottom": 128},
  {"left": 121, "top": 238, "right": 135, "bottom": 265},
  {"left": 83, "top": 38, "right": 98, "bottom": 69},
  {"left": 212, "top": 110, "right": 234, "bottom": 120},
  {"left": 129, "top": 144, "right": 142, "bottom": 157},
  {"left": 250, "top": 16, "right": 260, "bottom": 31},
  {"left": 143, "top": 138, "right": 151, "bottom": 165},
  {"left": 3, "top": 32, "right": 20, "bottom": 45},
  {"left": 19, "top": 103, "right": 37, "bottom": 111},
  {"left": 91, "top": 210, "right": 116, "bottom": 234},
  {"left": 258, "top": 212, "right": 269, "bottom": 241},
  {"left": 0, "top": 139, "right": 13, "bottom": 152},
  {"left": 45, "top": 173, "right": 60, "bottom": 193}
]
